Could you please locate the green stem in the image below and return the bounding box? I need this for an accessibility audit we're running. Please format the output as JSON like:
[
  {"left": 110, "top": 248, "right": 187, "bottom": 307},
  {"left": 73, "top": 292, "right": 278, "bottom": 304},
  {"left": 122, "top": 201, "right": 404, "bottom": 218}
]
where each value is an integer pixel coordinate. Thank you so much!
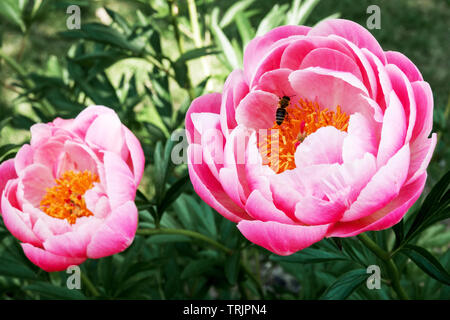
[
  {"left": 81, "top": 272, "right": 100, "bottom": 298},
  {"left": 357, "top": 233, "right": 409, "bottom": 300},
  {"left": 187, "top": 0, "right": 202, "bottom": 48},
  {"left": 137, "top": 228, "right": 232, "bottom": 254}
]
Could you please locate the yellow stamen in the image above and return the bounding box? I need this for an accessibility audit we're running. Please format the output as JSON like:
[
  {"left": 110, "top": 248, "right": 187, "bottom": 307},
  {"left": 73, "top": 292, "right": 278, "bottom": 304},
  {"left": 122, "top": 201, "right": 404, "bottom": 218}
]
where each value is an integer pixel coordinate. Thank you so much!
[
  {"left": 40, "top": 170, "right": 99, "bottom": 224},
  {"left": 258, "top": 98, "right": 349, "bottom": 174}
]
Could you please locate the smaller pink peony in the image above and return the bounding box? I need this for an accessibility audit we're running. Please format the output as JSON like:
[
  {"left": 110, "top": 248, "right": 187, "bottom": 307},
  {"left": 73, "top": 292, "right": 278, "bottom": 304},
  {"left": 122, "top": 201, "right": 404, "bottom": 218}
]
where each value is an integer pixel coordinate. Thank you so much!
[{"left": 0, "top": 106, "right": 145, "bottom": 272}]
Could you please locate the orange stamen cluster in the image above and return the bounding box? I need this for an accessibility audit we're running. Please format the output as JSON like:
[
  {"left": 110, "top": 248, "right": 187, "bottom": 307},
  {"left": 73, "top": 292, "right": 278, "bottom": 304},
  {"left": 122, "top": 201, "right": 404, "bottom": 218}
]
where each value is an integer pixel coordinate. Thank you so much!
[
  {"left": 258, "top": 98, "right": 350, "bottom": 174},
  {"left": 40, "top": 170, "right": 99, "bottom": 224}
]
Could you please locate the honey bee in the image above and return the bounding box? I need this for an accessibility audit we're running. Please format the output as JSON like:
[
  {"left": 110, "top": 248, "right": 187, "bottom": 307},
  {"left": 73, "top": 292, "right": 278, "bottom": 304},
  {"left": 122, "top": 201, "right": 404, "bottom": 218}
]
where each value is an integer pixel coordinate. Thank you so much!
[{"left": 275, "top": 95, "right": 291, "bottom": 125}]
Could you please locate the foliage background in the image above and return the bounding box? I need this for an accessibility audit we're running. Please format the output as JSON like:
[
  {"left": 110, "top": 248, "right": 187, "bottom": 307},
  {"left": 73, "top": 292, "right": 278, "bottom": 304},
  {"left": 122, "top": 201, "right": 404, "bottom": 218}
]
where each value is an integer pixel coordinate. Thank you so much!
[{"left": 0, "top": 0, "right": 448, "bottom": 300}]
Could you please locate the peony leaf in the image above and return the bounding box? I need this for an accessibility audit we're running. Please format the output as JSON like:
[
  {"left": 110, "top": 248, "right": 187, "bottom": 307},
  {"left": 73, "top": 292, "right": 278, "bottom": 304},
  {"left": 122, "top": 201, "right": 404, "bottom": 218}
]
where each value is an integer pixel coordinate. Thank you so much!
[
  {"left": 320, "top": 269, "right": 368, "bottom": 300},
  {"left": 400, "top": 245, "right": 450, "bottom": 285}
]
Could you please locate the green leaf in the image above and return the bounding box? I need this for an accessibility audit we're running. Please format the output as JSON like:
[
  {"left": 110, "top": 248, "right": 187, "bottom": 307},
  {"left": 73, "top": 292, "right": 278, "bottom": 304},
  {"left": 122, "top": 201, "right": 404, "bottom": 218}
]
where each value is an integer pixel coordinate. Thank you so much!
[
  {"left": 211, "top": 8, "right": 241, "bottom": 70},
  {"left": 404, "top": 170, "right": 450, "bottom": 242},
  {"left": 24, "top": 282, "right": 87, "bottom": 299},
  {"left": 181, "top": 259, "right": 217, "bottom": 280},
  {"left": 224, "top": 251, "right": 240, "bottom": 285},
  {"left": 176, "top": 46, "right": 219, "bottom": 64},
  {"left": 60, "top": 23, "right": 144, "bottom": 54},
  {"left": 219, "top": 0, "right": 255, "bottom": 29},
  {"left": 270, "top": 247, "right": 349, "bottom": 264},
  {"left": 158, "top": 174, "right": 190, "bottom": 214},
  {"left": 0, "top": 254, "right": 37, "bottom": 280},
  {"left": 320, "top": 269, "right": 368, "bottom": 300},
  {"left": 400, "top": 245, "right": 450, "bottom": 285},
  {"left": 0, "top": 0, "right": 26, "bottom": 32}
]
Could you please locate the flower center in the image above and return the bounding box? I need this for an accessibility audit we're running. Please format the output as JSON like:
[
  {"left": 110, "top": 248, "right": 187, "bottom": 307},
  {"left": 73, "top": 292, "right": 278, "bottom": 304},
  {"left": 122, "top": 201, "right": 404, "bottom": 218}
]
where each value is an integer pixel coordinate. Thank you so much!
[
  {"left": 40, "top": 170, "right": 99, "bottom": 224},
  {"left": 258, "top": 98, "right": 349, "bottom": 173}
]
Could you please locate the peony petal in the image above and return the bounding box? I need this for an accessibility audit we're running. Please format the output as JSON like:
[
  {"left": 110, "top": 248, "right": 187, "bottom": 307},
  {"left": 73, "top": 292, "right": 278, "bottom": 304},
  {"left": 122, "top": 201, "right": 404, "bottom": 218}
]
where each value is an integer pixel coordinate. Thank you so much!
[
  {"left": 86, "top": 201, "right": 137, "bottom": 259},
  {"left": 245, "top": 190, "right": 295, "bottom": 224},
  {"left": 342, "top": 113, "right": 379, "bottom": 163},
  {"left": 294, "top": 126, "right": 347, "bottom": 167},
  {"left": 300, "top": 47, "right": 363, "bottom": 82},
  {"left": 124, "top": 127, "right": 145, "bottom": 185},
  {"left": 17, "top": 163, "right": 55, "bottom": 207},
  {"left": 187, "top": 144, "right": 251, "bottom": 222},
  {"left": 385, "top": 51, "right": 423, "bottom": 82},
  {"left": 406, "top": 133, "right": 437, "bottom": 185},
  {"left": 43, "top": 218, "right": 102, "bottom": 258},
  {"left": 14, "top": 144, "right": 33, "bottom": 175},
  {"left": 244, "top": 25, "right": 311, "bottom": 84},
  {"left": 237, "top": 220, "right": 329, "bottom": 255},
  {"left": 308, "top": 19, "right": 386, "bottom": 64},
  {"left": 220, "top": 69, "right": 249, "bottom": 135},
  {"left": 329, "top": 173, "right": 427, "bottom": 237},
  {"left": 85, "top": 112, "right": 125, "bottom": 155},
  {"left": 22, "top": 243, "right": 85, "bottom": 272},
  {"left": 376, "top": 91, "right": 407, "bottom": 167},
  {"left": 411, "top": 81, "right": 434, "bottom": 141},
  {"left": 185, "top": 93, "right": 222, "bottom": 143},
  {"left": 103, "top": 151, "right": 136, "bottom": 210},
  {"left": 255, "top": 68, "right": 296, "bottom": 97},
  {"left": 235, "top": 90, "right": 279, "bottom": 130},
  {"left": 0, "top": 159, "right": 17, "bottom": 197},
  {"left": 1, "top": 181, "right": 41, "bottom": 247},
  {"left": 341, "top": 144, "right": 410, "bottom": 222}
]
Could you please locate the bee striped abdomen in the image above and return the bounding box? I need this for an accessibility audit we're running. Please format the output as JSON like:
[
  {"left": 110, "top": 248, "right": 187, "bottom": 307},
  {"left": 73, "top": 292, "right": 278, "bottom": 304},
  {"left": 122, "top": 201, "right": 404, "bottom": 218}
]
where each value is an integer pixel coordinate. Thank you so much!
[{"left": 276, "top": 108, "right": 287, "bottom": 125}]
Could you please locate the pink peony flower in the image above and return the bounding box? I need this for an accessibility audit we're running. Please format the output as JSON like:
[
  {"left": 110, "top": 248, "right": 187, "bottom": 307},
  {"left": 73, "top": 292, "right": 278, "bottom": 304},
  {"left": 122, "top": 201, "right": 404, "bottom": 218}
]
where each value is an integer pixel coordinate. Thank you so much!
[
  {"left": 185, "top": 19, "right": 436, "bottom": 255},
  {"left": 0, "top": 106, "right": 145, "bottom": 271}
]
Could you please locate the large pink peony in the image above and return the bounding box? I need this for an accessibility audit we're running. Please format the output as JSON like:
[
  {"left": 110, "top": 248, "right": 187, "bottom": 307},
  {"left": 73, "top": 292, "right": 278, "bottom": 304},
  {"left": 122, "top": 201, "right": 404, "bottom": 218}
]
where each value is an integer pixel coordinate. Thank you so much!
[
  {"left": 0, "top": 106, "right": 145, "bottom": 271},
  {"left": 185, "top": 19, "right": 436, "bottom": 255}
]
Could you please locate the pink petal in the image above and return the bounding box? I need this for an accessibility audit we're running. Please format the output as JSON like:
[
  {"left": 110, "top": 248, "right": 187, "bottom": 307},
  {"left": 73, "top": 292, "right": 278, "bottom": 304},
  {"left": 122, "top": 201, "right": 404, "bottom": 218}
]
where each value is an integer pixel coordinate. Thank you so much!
[
  {"left": 17, "top": 164, "right": 55, "bottom": 207},
  {"left": 376, "top": 91, "right": 407, "bottom": 167},
  {"left": 71, "top": 105, "right": 117, "bottom": 139},
  {"left": 300, "top": 47, "right": 363, "bottom": 82},
  {"left": 329, "top": 173, "right": 427, "bottom": 237},
  {"left": 187, "top": 144, "right": 251, "bottom": 222},
  {"left": 186, "top": 93, "right": 222, "bottom": 143},
  {"left": 411, "top": 81, "right": 433, "bottom": 141},
  {"left": 406, "top": 133, "right": 437, "bottom": 185},
  {"left": 124, "top": 127, "right": 145, "bottom": 186},
  {"left": 57, "top": 141, "right": 100, "bottom": 177},
  {"left": 308, "top": 19, "right": 386, "bottom": 64},
  {"left": 385, "top": 64, "right": 416, "bottom": 143},
  {"left": 244, "top": 25, "right": 311, "bottom": 84},
  {"left": 22, "top": 243, "right": 85, "bottom": 272},
  {"left": 342, "top": 113, "right": 379, "bottom": 163},
  {"left": 86, "top": 201, "right": 138, "bottom": 259},
  {"left": 289, "top": 68, "right": 375, "bottom": 120},
  {"left": 103, "top": 151, "right": 136, "bottom": 210},
  {"left": 14, "top": 144, "right": 33, "bottom": 175},
  {"left": 255, "top": 68, "right": 296, "bottom": 97},
  {"left": 43, "top": 218, "right": 102, "bottom": 258},
  {"left": 245, "top": 190, "right": 295, "bottom": 224},
  {"left": 0, "top": 159, "right": 17, "bottom": 197},
  {"left": 235, "top": 90, "right": 279, "bottom": 130},
  {"left": 220, "top": 69, "right": 249, "bottom": 135},
  {"left": 294, "top": 126, "right": 347, "bottom": 167},
  {"left": 340, "top": 143, "right": 410, "bottom": 222},
  {"left": 237, "top": 220, "right": 329, "bottom": 255},
  {"left": 385, "top": 51, "right": 423, "bottom": 82},
  {"left": 280, "top": 36, "right": 353, "bottom": 70},
  {"left": 1, "top": 181, "right": 41, "bottom": 247},
  {"left": 85, "top": 112, "right": 126, "bottom": 155}
]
